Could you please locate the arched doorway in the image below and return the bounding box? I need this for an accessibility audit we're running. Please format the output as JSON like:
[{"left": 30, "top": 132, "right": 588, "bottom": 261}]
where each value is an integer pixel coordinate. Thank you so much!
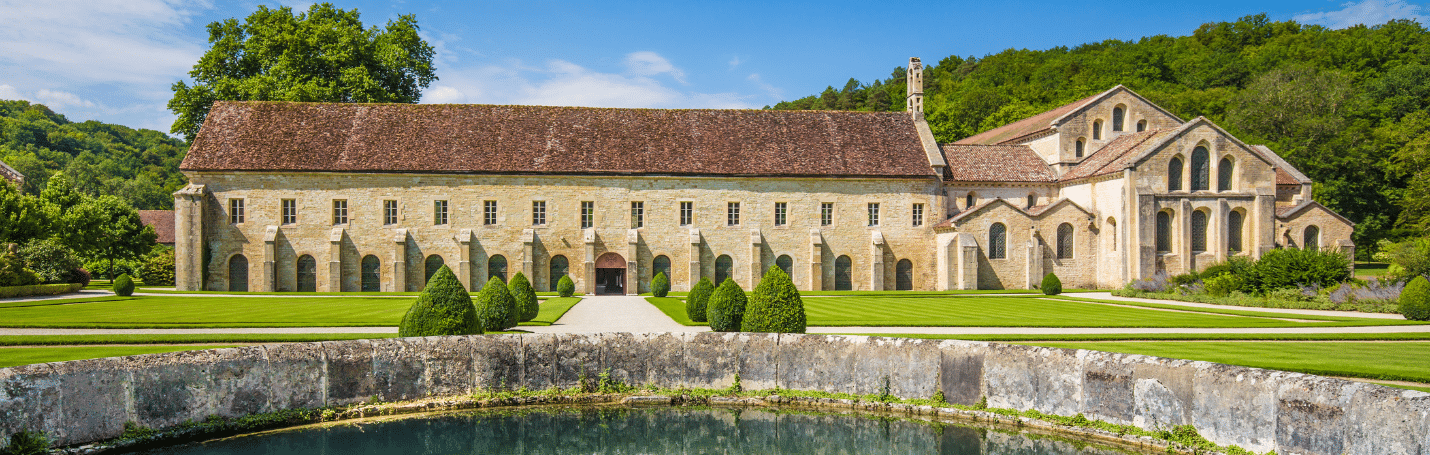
[
  {"left": 652, "top": 255, "right": 671, "bottom": 281},
  {"left": 296, "top": 255, "right": 317, "bottom": 292},
  {"left": 834, "top": 255, "right": 852, "bottom": 291},
  {"left": 228, "top": 254, "right": 248, "bottom": 292},
  {"left": 488, "top": 255, "right": 508, "bottom": 283},
  {"left": 595, "top": 252, "right": 626, "bottom": 294},
  {"left": 361, "top": 255, "right": 381, "bottom": 292},
  {"left": 714, "top": 255, "right": 733, "bottom": 284},
  {"left": 896, "top": 259, "right": 913, "bottom": 291},
  {"left": 425, "top": 255, "right": 445, "bottom": 285},
  {"left": 549, "top": 255, "right": 569, "bottom": 292},
  {"left": 776, "top": 255, "right": 793, "bottom": 276}
]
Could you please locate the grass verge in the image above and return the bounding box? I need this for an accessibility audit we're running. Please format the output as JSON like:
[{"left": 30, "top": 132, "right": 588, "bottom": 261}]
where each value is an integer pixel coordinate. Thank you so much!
[
  {"left": 844, "top": 332, "right": 1430, "bottom": 342},
  {"left": 0, "top": 346, "right": 242, "bottom": 368},
  {"left": 647, "top": 297, "right": 704, "bottom": 326},
  {"left": 0, "top": 333, "right": 398, "bottom": 346},
  {"left": 1020, "top": 341, "right": 1430, "bottom": 384},
  {"left": 521, "top": 297, "right": 581, "bottom": 326}
]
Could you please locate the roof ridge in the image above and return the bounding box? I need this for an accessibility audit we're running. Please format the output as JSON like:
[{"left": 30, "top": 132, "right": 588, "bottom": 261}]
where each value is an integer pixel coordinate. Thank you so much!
[{"left": 216, "top": 100, "right": 910, "bottom": 115}]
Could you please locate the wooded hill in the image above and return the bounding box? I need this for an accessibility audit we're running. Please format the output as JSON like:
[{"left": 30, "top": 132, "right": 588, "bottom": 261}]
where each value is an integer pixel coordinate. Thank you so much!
[{"left": 770, "top": 14, "right": 1430, "bottom": 254}]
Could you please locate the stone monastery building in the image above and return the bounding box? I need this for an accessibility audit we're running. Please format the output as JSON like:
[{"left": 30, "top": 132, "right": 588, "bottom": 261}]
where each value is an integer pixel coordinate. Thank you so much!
[{"left": 174, "top": 58, "right": 1353, "bottom": 294}]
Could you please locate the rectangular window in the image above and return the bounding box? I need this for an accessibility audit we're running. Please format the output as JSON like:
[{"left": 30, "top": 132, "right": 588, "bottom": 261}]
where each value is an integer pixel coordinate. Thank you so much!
[
  {"left": 228, "top": 198, "right": 245, "bottom": 224},
  {"left": 820, "top": 202, "right": 833, "bottom": 226},
  {"left": 774, "top": 202, "right": 787, "bottom": 226},
  {"left": 332, "top": 200, "right": 347, "bottom": 225},
  {"left": 727, "top": 202, "right": 740, "bottom": 226},
  {"left": 867, "top": 203, "right": 880, "bottom": 226},
  {"left": 679, "top": 201, "right": 693, "bottom": 226},
  {"left": 912, "top": 203, "right": 924, "bottom": 227},
  {"left": 281, "top": 199, "right": 296, "bottom": 225},
  {"left": 532, "top": 201, "right": 546, "bottom": 225},
  {"left": 581, "top": 201, "right": 594, "bottom": 228},
  {"left": 434, "top": 200, "right": 449, "bottom": 225},
  {"left": 383, "top": 200, "right": 397, "bottom": 225},
  {"left": 483, "top": 200, "right": 498, "bottom": 226},
  {"left": 631, "top": 201, "right": 644, "bottom": 228}
]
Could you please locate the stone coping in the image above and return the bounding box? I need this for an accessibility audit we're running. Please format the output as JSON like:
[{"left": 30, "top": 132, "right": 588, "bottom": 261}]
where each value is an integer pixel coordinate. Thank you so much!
[{"left": 0, "top": 333, "right": 1426, "bottom": 455}]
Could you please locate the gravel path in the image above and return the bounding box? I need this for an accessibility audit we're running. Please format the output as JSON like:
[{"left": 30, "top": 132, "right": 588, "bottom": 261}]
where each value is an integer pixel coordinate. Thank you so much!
[{"left": 522, "top": 296, "right": 709, "bottom": 334}]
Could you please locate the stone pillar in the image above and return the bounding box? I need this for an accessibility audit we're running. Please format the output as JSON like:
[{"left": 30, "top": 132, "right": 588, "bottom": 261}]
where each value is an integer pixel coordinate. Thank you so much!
[
  {"left": 1253, "top": 191, "right": 1276, "bottom": 259},
  {"left": 583, "top": 228, "right": 596, "bottom": 295},
  {"left": 1024, "top": 227, "right": 1042, "bottom": 290},
  {"left": 327, "top": 228, "right": 344, "bottom": 292},
  {"left": 391, "top": 229, "right": 407, "bottom": 292},
  {"left": 456, "top": 229, "right": 472, "bottom": 290},
  {"left": 808, "top": 229, "right": 823, "bottom": 291},
  {"left": 689, "top": 228, "right": 703, "bottom": 290},
  {"left": 1180, "top": 200, "right": 1193, "bottom": 274},
  {"left": 958, "top": 234, "right": 980, "bottom": 290},
  {"left": 521, "top": 228, "right": 537, "bottom": 283},
  {"left": 1215, "top": 199, "right": 1229, "bottom": 264},
  {"left": 1339, "top": 240, "right": 1356, "bottom": 275},
  {"left": 936, "top": 232, "right": 955, "bottom": 290},
  {"left": 749, "top": 229, "right": 762, "bottom": 288},
  {"left": 626, "top": 229, "right": 640, "bottom": 295},
  {"left": 172, "top": 184, "right": 207, "bottom": 291},
  {"left": 262, "top": 226, "right": 278, "bottom": 292},
  {"left": 869, "top": 230, "right": 885, "bottom": 291}
]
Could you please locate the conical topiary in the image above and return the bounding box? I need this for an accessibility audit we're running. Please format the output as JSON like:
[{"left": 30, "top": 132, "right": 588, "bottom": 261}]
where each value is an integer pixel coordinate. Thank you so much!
[
  {"left": 398, "top": 266, "right": 481, "bottom": 337},
  {"left": 475, "top": 275, "right": 518, "bottom": 331},
  {"left": 113, "top": 274, "right": 135, "bottom": 297},
  {"left": 742, "top": 266, "right": 806, "bottom": 333},
  {"left": 509, "top": 271, "right": 539, "bottom": 322},
  {"left": 556, "top": 275, "right": 575, "bottom": 297},
  {"left": 686, "top": 276, "right": 714, "bottom": 323},
  {"left": 651, "top": 272, "right": 670, "bottom": 298},
  {"left": 1401, "top": 276, "right": 1430, "bottom": 321},
  {"left": 706, "top": 278, "right": 747, "bottom": 332},
  {"left": 1041, "top": 272, "right": 1062, "bottom": 296}
]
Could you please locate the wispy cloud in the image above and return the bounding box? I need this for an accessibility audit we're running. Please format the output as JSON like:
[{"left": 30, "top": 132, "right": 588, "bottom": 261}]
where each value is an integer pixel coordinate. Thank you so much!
[
  {"left": 623, "top": 51, "right": 687, "bottom": 84},
  {"left": 1294, "top": 0, "right": 1428, "bottom": 29}
]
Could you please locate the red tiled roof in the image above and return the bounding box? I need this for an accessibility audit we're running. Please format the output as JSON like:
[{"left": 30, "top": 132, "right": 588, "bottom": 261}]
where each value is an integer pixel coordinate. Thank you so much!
[
  {"left": 953, "top": 93, "right": 1101, "bottom": 145},
  {"left": 0, "top": 158, "right": 22, "bottom": 185},
  {"left": 1275, "top": 168, "right": 1298, "bottom": 185},
  {"left": 181, "top": 102, "right": 937, "bottom": 178},
  {"left": 1058, "top": 130, "right": 1168, "bottom": 181},
  {"left": 138, "top": 210, "right": 175, "bottom": 245},
  {"left": 941, "top": 144, "right": 1056, "bottom": 182}
]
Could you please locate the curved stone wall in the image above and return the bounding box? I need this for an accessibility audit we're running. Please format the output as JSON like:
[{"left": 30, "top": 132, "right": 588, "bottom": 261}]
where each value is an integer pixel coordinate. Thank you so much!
[{"left": 0, "top": 333, "right": 1426, "bottom": 454}]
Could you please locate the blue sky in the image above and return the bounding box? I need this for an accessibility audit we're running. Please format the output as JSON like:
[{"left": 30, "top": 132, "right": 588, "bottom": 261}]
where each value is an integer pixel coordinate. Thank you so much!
[{"left": 0, "top": 0, "right": 1426, "bottom": 136}]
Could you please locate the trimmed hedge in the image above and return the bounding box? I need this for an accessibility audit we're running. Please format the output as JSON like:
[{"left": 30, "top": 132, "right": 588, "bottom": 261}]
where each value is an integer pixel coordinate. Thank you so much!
[
  {"left": 742, "top": 266, "right": 806, "bottom": 333},
  {"left": 0, "top": 283, "right": 83, "bottom": 298},
  {"left": 398, "top": 266, "right": 482, "bottom": 337},
  {"left": 556, "top": 275, "right": 575, "bottom": 298},
  {"left": 1041, "top": 272, "right": 1062, "bottom": 295},
  {"left": 509, "top": 272, "right": 539, "bottom": 322},
  {"left": 1250, "top": 248, "right": 1351, "bottom": 292},
  {"left": 140, "top": 248, "right": 176, "bottom": 287},
  {"left": 651, "top": 272, "right": 670, "bottom": 298},
  {"left": 686, "top": 277, "right": 714, "bottom": 323},
  {"left": 475, "top": 275, "right": 517, "bottom": 331},
  {"left": 706, "top": 278, "right": 746, "bottom": 332},
  {"left": 114, "top": 274, "right": 135, "bottom": 297},
  {"left": 1402, "top": 276, "right": 1430, "bottom": 321}
]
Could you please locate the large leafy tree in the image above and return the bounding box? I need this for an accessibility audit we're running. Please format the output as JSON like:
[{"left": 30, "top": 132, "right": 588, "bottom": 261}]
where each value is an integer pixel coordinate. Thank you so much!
[
  {"left": 168, "top": 3, "right": 438, "bottom": 141},
  {"left": 0, "top": 180, "right": 53, "bottom": 245},
  {"left": 56, "top": 195, "right": 156, "bottom": 280}
]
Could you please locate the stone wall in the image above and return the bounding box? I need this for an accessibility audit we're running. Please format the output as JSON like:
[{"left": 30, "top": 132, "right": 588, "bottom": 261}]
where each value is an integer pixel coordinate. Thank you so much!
[{"left": 1, "top": 334, "right": 1424, "bottom": 454}]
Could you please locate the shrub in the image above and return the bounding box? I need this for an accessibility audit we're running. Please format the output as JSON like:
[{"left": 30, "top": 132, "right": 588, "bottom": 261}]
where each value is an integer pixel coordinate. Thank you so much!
[
  {"left": 556, "top": 275, "right": 575, "bottom": 298},
  {"left": 0, "top": 284, "right": 83, "bottom": 298},
  {"left": 1170, "top": 273, "right": 1200, "bottom": 287},
  {"left": 1401, "top": 276, "right": 1430, "bottom": 321},
  {"left": 69, "top": 267, "right": 91, "bottom": 287},
  {"left": 0, "top": 252, "right": 39, "bottom": 287},
  {"left": 1040, "top": 272, "right": 1062, "bottom": 295},
  {"left": 4, "top": 430, "right": 50, "bottom": 455},
  {"left": 707, "top": 278, "right": 747, "bottom": 332},
  {"left": 508, "top": 272, "right": 539, "bottom": 322},
  {"left": 686, "top": 277, "right": 714, "bottom": 323},
  {"left": 1374, "top": 237, "right": 1430, "bottom": 282},
  {"left": 398, "top": 266, "right": 482, "bottom": 337},
  {"left": 1252, "top": 248, "right": 1351, "bottom": 292},
  {"left": 1127, "top": 272, "right": 1171, "bottom": 293},
  {"left": 84, "top": 259, "right": 139, "bottom": 281},
  {"left": 139, "top": 248, "right": 176, "bottom": 287},
  {"left": 113, "top": 274, "right": 135, "bottom": 296},
  {"left": 651, "top": 272, "right": 670, "bottom": 298},
  {"left": 474, "top": 275, "right": 517, "bottom": 331},
  {"left": 742, "top": 266, "right": 806, "bottom": 333},
  {"left": 1204, "top": 274, "right": 1244, "bottom": 297},
  {"left": 17, "top": 239, "right": 82, "bottom": 284}
]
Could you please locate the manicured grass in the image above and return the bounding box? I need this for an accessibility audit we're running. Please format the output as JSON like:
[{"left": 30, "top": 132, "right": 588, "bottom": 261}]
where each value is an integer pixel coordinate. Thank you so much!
[
  {"left": 846, "top": 332, "right": 1430, "bottom": 342},
  {"left": 523, "top": 297, "right": 581, "bottom": 326},
  {"left": 1021, "top": 341, "right": 1430, "bottom": 385},
  {"left": 652, "top": 289, "right": 1081, "bottom": 297},
  {"left": 0, "top": 295, "right": 130, "bottom": 309},
  {"left": 648, "top": 297, "right": 702, "bottom": 326},
  {"left": 0, "top": 346, "right": 242, "bottom": 368},
  {"left": 1054, "top": 295, "right": 1417, "bottom": 323},
  {"left": 0, "top": 333, "right": 398, "bottom": 346},
  {"left": 132, "top": 289, "right": 577, "bottom": 296},
  {"left": 1355, "top": 261, "right": 1390, "bottom": 279}
]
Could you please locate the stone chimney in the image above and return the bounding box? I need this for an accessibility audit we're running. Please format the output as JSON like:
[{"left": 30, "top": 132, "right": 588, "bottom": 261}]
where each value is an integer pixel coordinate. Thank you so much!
[{"left": 906, "top": 57, "right": 924, "bottom": 116}]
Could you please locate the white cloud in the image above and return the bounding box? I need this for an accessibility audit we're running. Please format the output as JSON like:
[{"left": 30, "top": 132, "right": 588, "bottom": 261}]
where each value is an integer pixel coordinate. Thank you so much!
[
  {"left": 424, "top": 86, "right": 468, "bottom": 104},
  {"left": 35, "top": 89, "right": 96, "bottom": 109},
  {"left": 0, "top": 84, "right": 22, "bottom": 101},
  {"left": 0, "top": 0, "right": 207, "bottom": 85},
  {"left": 1294, "top": 0, "right": 1428, "bottom": 29},
  {"left": 729, "top": 56, "right": 742, "bottom": 68},
  {"left": 623, "top": 51, "right": 686, "bottom": 84},
  {"left": 746, "top": 73, "right": 782, "bottom": 100}
]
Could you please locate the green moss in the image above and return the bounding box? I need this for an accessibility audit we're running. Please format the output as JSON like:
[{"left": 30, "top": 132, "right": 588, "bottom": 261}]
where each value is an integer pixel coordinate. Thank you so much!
[
  {"left": 742, "top": 266, "right": 806, "bottom": 333},
  {"left": 397, "top": 266, "right": 480, "bottom": 337}
]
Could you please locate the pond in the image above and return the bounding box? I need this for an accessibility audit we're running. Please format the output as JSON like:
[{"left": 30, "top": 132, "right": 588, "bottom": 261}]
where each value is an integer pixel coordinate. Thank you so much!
[{"left": 133, "top": 407, "right": 1147, "bottom": 455}]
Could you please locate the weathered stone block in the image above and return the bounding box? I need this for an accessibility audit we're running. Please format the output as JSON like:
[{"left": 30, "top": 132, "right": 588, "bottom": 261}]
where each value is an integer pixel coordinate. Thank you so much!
[
  {"left": 128, "top": 347, "right": 273, "bottom": 429},
  {"left": 777, "top": 334, "right": 864, "bottom": 393},
  {"left": 1274, "top": 373, "right": 1359, "bottom": 455},
  {"left": 322, "top": 339, "right": 376, "bottom": 405},
  {"left": 371, "top": 338, "right": 427, "bottom": 401},
  {"left": 985, "top": 344, "right": 1082, "bottom": 416},
  {"left": 683, "top": 332, "right": 740, "bottom": 389},
  {"left": 1191, "top": 363, "right": 1281, "bottom": 453},
  {"left": 423, "top": 335, "right": 475, "bottom": 396},
  {"left": 594, "top": 332, "right": 647, "bottom": 387},
  {"left": 642, "top": 332, "right": 685, "bottom": 388},
  {"left": 1342, "top": 383, "right": 1430, "bottom": 455},
  {"left": 0, "top": 364, "right": 61, "bottom": 445},
  {"left": 1130, "top": 354, "right": 1196, "bottom": 430},
  {"left": 554, "top": 334, "right": 603, "bottom": 389},
  {"left": 937, "top": 340, "right": 987, "bottom": 407},
  {"left": 738, "top": 332, "right": 780, "bottom": 390},
  {"left": 262, "top": 342, "right": 325, "bottom": 409},
  {"left": 50, "top": 357, "right": 132, "bottom": 445},
  {"left": 856, "top": 336, "right": 939, "bottom": 399},
  {"left": 520, "top": 334, "right": 558, "bottom": 390},
  {"left": 1080, "top": 350, "right": 1136, "bottom": 425},
  {"left": 470, "top": 334, "right": 522, "bottom": 390}
]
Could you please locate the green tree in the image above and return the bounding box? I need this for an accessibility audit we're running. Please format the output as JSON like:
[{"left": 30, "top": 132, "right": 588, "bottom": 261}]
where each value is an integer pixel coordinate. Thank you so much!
[
  {"left": 56, "top": 195, "right": 156, "bottom": 280},
  {"left": 474, "top": 276, "right": 517, "bottom": 332},
  {"left": 140, "top": 247, "right": 176, "bottom": 287},
  {"left": 399, "top": 265, "right": 481, "bottom": 336},
  {"left": 741, "top": 266, "right": 806, "bottom": 333},
  {"left": 17, "top": 238, "right": 81, "bottom": 284},
  {"left": 686, "top": 276, "right": 713, "bottom": 323},
  {"left": 508, "top": 271, "right": 539, "bottom": 322},
  {"left": 556, "top": 275, "right": 575, "bottom": 298},
  {"left": 650, "top": 271, "right": 670, "bottom": 298},
  {"left": 167, "top": 3, "right": 438, "bottom": 141},
  {"left": 0, "top": 181, "right": 54, "bottom": 245},
  {"left": 706, "top": 278, "right": 747, "bottom": 332}
]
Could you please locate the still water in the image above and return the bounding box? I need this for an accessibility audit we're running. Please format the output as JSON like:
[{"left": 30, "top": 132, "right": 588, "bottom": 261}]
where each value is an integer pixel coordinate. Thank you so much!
[{"left": 135, "top": 407, "right": 1143, "bottom": 455}]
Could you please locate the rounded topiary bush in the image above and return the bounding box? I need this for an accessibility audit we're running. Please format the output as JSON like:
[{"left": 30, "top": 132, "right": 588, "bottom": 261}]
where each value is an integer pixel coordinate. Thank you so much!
[
  {"left": 399, "top": 266, "right": 481, "bottom": 337},
  {"left": 556, "top": 275, "right": 575, "bottom": 298},
  {"left": 651, "top": 272, "right": 670, "bottom": 298},
  {"left": 1040, "top": 272, "right": 1062, "bottom": 296},
  {"left": 475, "top": 275, "right": 518, "bottom": 331},
  {"left": 686, "top": 276, "right": 714, "bottom": 323},
  {"left": 113, "top": 274, "right": 135, "bottom": 296},
  {"left": 1401, "top": 276, "right": 1430, "bottom": 321},
  {"left": 706, "top": 278, "right": 747, "bottom": 332},
  {"left": 508, "top": 272, "right": 539, "bottom": 322},
  {"left": 742, "top": 266, "right": 806, "bottom": 333}
]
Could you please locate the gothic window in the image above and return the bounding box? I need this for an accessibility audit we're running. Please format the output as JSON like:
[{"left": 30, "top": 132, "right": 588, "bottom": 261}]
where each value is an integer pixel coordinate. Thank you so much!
[
  {"left": 896, "top": 259, "right": 913, "bottom": 290},
  {"left": 228, "top": 254, "right": 249, "bottom": 292},
  {"left": 488, "top": 255, "right": 507, "bottom": 283},
  {"left": 1056, "top": 223, "right": 1074, "bottom": 259},
  {"left": 1228, "top": 211, "right": 1244, "bottom": 253},
  {"left": 715, "top": 255, "right": 734, "bottom": 284},
  {"left": 361, "top": 255, "right": 380, "bottom": 292},
  {"left": 834, "top": 255, "right": 853, "bottom": 291},
  {"left": 965, "top": 193, "right": 975, "bottom": 209},
  {"left": 1026, "top": 194, "right": 1036, "bottom": 209},
  {"left": 1168, "top": 157, "right": 1183, "bottom": 191},
  {"left": 989, "top": 223, "right": 1007, "bottom": 259},
  {"left": 1076, "top": 138, "right": 1085, "bottom": 158},
  {"left": 1218, "top": 157, "right": 1234, "bottom": 191},
  {"left": 1113, "top": 106, "right": 1126, "bottom": 131},
  {"left": 1191, "top": 210, "right": 1208, "bottom": 253},
  {"left": 1191, "top": 146, "right": 1210, "bottom": 191},
  {"left": 1304, "top": 226, "right": 1320, "bottom": 250},
  {"left": 296, "top": 255, "right": 317, "bottom": 292},
  {"left": 1156, "top": 212, "right": 1172, "bottom": 253},
  {"left": 1093, "top": 120, "right": 1103, "bottom": 140},
  {"left": 425, "top": 255, "right": 444, "bottom": 285},
  {"left": 549, "top": 255, "right": 569, "bottom": 292}
]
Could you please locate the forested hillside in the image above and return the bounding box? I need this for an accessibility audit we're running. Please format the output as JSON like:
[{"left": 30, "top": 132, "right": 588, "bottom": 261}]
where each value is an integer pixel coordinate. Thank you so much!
[
  {"left": 0, "top": 100, "right": 187, "bottom": 209},
  {"left": 770, "top": 14, "right": 1430, "bottom": 254}
]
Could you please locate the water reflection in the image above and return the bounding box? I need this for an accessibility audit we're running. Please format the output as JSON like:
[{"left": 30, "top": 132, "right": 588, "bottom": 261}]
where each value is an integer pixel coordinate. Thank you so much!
[{"left": 136, "top": 407, "right": 1137, "bottom": 455}]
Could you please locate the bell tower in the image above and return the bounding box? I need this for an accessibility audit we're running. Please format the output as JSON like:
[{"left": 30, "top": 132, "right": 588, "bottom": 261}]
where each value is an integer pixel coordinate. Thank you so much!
[{"left": 906, "top": 57, "right": 924, "bottom": 116}]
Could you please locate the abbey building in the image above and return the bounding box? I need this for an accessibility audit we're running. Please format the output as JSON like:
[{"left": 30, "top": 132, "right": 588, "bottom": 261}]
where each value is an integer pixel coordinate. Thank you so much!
[{"left": 173, "top": 58, "right": 1353, "bottom": 294}]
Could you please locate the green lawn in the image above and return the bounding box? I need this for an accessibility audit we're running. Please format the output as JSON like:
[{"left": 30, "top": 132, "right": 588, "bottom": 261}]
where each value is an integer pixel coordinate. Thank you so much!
[
  {"left": 848, "top": 332, "right": 1430, "bottom": 342},
  {"left": 648, "top": 297, "right": 700, "bottom": 325},
  {"left": 1022, "top": 341, "right": 1430, "bottom": 385},
  {"left": 0, "top": 333, "right": 398, "bottom": 346},
  {"left": 0, "top": 346, "right": 242, "bottom": 368},
  {"left": 1354, "top": 261, "right": 1390, "bottom": 279},
  {"left": 525, "top": 297, "right": 581, "bottom": 325}
]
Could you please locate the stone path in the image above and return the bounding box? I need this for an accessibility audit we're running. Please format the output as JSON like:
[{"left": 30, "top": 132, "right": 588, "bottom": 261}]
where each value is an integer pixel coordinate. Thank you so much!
[{"left": 522, "top": 296, "right": 709, "bottom": 334}]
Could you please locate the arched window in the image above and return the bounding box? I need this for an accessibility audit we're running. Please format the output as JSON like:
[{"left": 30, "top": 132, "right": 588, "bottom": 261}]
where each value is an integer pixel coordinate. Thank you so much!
[
  {"left": 834, "top": 255, "right": 853, "bottom": 291},
  {"left": 896, "top": 259, "right": 914, "bottom": 291},
  {"left": 1107, "top": 217, "right": 1118, "bottom": 251},
  {"left": 1304, "top": 226, "right": 1320, "bottom": 250},
  {"left": 1093, "top": 120, "right": 1103, "bottom": 140},
  {"left": 1156, "top": 212, "right": 1172, "bottom": 253},
  {"left": 1075, "top": 138, "right": 1086, "bottom": 158},
  {"left": 1056, "top": 223, "right": 1074, "bottom": 259},
  {"left": 1026, "top": 194, "right": 1036, "bottom": 209},
  {"left": 488, "top": 255, "right": 507, "bottom": 283},
  {"left": 715, "top": 255, "right": 733, "bottom": 284},
  {"left": 1218, "top": 157, "right": 1234, "bottom": 191},
  {"left": 1113, "top": 106, "right": 1125, "bottom": 132},
  {"left": 424, "top": 255, "right": 445, "bottom": 285},
  {"left": 775, "top": 255, "right": 793, "bottom": 275},
  {"left": 965, "top": 193, "right": 975, "bottom": 209},
  {"left": 296, "top": 255, "right": 317, "bottom": 292},
  {"left": 1191, "top": 210, "right": 1208, "bottom": 253},
  {"left": 652, "top": 255, "right": 671, "bottom": 281},
  {"left": 1228, "top": 211, "right": 1244, "bottom": 253},
  {"left": 1191, "top": 146, "right": 1210, "bottom": 191},
  {"left": 361, "top": 255, "right": 380, "bottom": 292},
  {"left": 989, "top": 223, "right": 1007, "bottom": 259},
  {"left": 228, "top": 254, "right": 249, "bottom": 292},
  {"left": 549, "top": 255, "right": 569, "bottom": 292},
  {"left": 1167, "top": 157, "right": 1183, "bottom": 191},
  {"left": 1136, "top": 120, "right": 1147, "bottom": 132}
]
